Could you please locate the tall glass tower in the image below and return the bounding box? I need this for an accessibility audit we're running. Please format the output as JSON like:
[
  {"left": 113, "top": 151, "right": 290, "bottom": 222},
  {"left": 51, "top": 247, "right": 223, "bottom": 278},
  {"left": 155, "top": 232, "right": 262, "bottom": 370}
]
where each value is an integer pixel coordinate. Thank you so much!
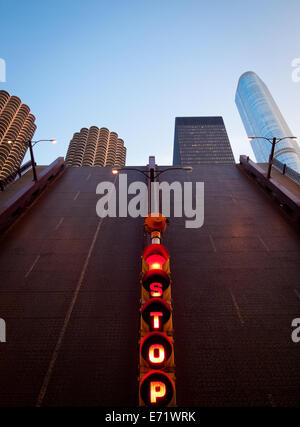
[{"left": 235, "top": 71, "right": 300, "bottom": 173}]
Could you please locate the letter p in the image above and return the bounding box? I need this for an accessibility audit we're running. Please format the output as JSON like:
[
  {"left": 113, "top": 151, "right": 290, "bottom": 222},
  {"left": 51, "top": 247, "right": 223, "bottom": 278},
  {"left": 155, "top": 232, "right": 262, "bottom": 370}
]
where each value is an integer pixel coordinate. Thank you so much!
[{"left": 150, "top": 381, "right": 166, "bottom": 403}]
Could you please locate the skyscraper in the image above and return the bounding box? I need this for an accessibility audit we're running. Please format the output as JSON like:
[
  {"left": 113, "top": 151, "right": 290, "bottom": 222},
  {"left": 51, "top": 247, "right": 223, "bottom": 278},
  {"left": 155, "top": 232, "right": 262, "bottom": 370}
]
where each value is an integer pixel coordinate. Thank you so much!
[
  {"left": 0, "top": 90, "right": 36, "bottom": 180},
  {"left": 65, "top": 126, "right": 126, "bottom": 167},
  {"left": 172, "top": 116, "right": 235, "bottom": 166},
  {"left": 235, "top": 71, "right": 300, "bottom": 173}
]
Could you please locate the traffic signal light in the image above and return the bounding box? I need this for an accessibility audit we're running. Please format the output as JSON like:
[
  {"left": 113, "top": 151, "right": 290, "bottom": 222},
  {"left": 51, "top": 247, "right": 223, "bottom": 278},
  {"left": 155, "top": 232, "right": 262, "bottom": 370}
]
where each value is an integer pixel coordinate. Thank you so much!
[
  {"left": 139, "top": 371, "right": 175, "bottom": 407},
  {"left": 141, "top": 269, "right": 171, "bottom": 301},
  {"left": 140, "top": 332, "right": 174, "bottom": 369},
  {"left": 142, "top": 244, "right": 170, "bottom": 275},
  {"left": 140, "top": 298, "right": 172, "bottom": 333},
  {"left": 139, "top": 212, "right": 176, "bottom": 407}
]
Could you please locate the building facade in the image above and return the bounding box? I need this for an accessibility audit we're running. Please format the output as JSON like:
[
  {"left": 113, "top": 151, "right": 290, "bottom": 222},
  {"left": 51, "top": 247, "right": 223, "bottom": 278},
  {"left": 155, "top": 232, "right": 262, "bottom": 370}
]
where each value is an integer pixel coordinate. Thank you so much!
[
  {"left": 235, "top": 71, "right": 300, "bottom": 172},
  {"left": 0, "top": 90, "right": 36, "bottom": 180},
  {"left": 65, "top": 126, "right": 126, "bottom": 167},
  {"left": 172, "top": 116, "right": 235, "bottom": 165}
]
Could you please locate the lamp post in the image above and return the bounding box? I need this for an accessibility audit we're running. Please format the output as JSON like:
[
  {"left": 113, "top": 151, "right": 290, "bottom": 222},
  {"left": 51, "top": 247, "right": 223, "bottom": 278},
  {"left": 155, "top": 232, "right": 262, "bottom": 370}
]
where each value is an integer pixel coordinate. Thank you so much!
[
  {"left": 112, "top": 166, "right": 192, "bottom": 181},
  {"left": 248, "top": 136, "right": 297, "bottom": 179},
  {"left": 5, "top": 138, "right": 57, "bottom": 182},
  {"left": 112, "top": 161, "right": 192, "bottom": 215}
]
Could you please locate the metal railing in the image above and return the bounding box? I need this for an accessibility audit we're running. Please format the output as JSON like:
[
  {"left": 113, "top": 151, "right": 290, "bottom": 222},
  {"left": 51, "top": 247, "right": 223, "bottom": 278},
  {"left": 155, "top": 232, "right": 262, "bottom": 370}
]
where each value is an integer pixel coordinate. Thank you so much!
[{"left": 273, "top": 158, "right": 300, "bottom": 186}]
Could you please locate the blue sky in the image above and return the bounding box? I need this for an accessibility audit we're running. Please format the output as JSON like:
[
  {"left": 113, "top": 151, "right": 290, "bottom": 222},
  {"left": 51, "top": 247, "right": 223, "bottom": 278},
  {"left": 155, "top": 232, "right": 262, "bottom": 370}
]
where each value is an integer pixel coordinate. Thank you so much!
[{"left": 1, "top": 0, "right": 300, "bottom": 166}]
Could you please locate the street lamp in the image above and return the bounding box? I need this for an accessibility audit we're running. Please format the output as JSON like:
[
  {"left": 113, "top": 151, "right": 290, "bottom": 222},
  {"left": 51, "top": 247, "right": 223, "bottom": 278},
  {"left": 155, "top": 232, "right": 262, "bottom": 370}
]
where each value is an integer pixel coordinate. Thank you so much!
[
  {"left": 112, "top": 166, "right": 192, "bottom": 182},
  {"left": 248, "top": 136, "right": 297, "bottom": 179},
  {"left": 112, "top": 163, "right": 192, "bottom": 216},
  {"left": 5, "top": 138, "right": 57, "bottom": 182}
]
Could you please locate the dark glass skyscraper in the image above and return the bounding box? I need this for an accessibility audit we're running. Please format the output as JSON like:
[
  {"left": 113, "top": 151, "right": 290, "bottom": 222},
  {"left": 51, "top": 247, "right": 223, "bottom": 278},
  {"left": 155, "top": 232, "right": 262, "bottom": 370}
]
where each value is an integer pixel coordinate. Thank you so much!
[{"left": 172, "top": 116, "right": 235, "bottom": 165}]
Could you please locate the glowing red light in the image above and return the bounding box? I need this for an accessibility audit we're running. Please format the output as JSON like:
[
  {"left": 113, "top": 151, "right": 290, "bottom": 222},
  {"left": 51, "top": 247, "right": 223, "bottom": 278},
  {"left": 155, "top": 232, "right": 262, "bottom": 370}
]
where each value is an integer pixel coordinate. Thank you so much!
[
  {"left": 146, "top": 254, "right": 166, "bottom": 270},
  {"left": 142, "top": 269, "right": 170, "bottom": 297},
  {"left": 150, "top": 381, "right": 166, "bottom": 403},
  {"left": 150, "top": 312, "right": 163, "bottom": 329},
  {"left": 141, "top": 332, "right": 172, "bottom": 370},
  {"left": 150, "top": 282, "right": 163, "bottom": 297},
  {"left": 149, "top": 344, "right": 165, "bottom": 364},
  {"left": 140, "top": 371, "right": 174, "bottom": 407}
]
